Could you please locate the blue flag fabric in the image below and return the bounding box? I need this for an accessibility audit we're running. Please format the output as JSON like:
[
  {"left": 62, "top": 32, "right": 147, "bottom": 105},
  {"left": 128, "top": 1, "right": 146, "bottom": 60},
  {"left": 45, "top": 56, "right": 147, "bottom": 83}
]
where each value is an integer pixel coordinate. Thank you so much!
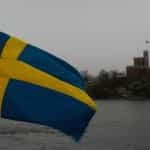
[{"left": 0, "top": 32, "right": 97, "bottom": 141}]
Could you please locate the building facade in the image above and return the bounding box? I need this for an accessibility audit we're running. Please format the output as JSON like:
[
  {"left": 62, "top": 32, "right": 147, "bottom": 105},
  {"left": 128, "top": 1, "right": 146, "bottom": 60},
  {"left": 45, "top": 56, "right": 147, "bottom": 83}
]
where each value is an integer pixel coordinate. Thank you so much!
[{"left": 126, "top": 50, "right": 150, "bottom": 79}]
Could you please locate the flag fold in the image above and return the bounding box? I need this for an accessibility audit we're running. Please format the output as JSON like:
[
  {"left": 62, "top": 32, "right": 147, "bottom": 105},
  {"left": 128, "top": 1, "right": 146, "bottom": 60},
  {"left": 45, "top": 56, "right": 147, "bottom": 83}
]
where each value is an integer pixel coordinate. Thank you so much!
[{"left": 0, "top": 32, "right": 97, "bottom": 141}]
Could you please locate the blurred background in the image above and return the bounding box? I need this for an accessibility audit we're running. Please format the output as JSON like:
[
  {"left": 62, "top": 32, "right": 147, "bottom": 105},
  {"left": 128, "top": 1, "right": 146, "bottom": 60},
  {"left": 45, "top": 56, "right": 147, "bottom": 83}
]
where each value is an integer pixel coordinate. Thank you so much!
[{"left": 1, "top": 0, "right": 150, "bottom": 150}]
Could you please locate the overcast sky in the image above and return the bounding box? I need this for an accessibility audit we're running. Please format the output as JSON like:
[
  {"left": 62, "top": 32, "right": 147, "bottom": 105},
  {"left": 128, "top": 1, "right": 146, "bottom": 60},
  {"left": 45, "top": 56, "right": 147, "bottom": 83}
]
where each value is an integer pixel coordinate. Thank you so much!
[{"left": 0, "top": 0, "right": 150, "bottom": 75}]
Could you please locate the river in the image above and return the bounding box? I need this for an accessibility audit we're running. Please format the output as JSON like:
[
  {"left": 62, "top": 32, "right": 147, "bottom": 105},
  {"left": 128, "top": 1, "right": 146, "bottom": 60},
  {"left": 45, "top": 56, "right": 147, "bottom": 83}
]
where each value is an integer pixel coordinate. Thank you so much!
[{"left": 0, "top": 100, "right": 150, "bottom": 150}]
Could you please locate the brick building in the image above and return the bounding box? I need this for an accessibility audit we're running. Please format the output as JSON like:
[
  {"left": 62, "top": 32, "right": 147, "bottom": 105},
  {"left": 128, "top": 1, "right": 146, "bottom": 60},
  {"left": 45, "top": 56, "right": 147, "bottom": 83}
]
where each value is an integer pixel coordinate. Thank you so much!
[{"left": 126, "top": 50, "right": 150, "bottom": 79}]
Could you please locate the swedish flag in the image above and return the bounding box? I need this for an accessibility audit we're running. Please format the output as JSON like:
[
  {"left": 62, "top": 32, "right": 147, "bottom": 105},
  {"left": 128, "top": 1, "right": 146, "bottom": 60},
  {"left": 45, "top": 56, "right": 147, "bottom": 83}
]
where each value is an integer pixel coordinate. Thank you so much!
[{"left": 0, "top": 32, "right": 97, "bottom": 141}]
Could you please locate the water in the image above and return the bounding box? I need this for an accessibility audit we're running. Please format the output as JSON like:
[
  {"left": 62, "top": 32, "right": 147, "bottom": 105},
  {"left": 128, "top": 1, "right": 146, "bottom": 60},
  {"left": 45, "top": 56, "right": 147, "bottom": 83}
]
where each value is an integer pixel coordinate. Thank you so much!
[{"left": 1, "top": 100, "right": 150, "bottom": 150}]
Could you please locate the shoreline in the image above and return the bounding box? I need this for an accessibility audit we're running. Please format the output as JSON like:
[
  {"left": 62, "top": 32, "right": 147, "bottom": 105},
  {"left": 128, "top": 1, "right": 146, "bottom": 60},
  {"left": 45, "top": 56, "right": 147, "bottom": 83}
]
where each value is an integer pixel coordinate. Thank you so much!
[{"left": 94, "top": 96, "right": 150, "bottom": 101}]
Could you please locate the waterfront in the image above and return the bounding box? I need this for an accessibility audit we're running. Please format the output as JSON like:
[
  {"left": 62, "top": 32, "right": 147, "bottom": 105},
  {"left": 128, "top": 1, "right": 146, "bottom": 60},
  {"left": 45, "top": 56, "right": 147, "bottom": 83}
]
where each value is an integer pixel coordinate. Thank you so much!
[{"left": 1, "top": 100, "right": 150, "bottom": 150}]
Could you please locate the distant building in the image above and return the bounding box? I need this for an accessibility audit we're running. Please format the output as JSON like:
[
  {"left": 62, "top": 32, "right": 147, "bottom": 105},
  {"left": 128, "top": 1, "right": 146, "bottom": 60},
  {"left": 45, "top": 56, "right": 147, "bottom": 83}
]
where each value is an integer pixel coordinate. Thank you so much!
[
  {"left": 80, "top": 70, "right": 96, "bottom": 83},
  {"left": 126, "top": 50, "right": 150, "bottom": 79},
  {"left": 80, "top": 70, "right": 88, "bottom": 78}
]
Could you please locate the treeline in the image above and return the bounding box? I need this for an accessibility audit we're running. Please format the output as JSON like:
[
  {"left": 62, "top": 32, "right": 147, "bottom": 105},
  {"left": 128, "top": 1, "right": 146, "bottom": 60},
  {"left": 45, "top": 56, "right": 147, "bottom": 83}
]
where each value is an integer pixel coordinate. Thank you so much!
[{"left": 81, "top": 70, "right": 150, "bottom": 99}]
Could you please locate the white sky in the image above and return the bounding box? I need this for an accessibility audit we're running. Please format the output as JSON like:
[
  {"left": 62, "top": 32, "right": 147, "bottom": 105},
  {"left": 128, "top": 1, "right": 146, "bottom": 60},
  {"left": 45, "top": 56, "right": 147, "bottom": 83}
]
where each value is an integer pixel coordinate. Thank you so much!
[{"left": 0, "top": 0, "right": 150, "bottom": 75}]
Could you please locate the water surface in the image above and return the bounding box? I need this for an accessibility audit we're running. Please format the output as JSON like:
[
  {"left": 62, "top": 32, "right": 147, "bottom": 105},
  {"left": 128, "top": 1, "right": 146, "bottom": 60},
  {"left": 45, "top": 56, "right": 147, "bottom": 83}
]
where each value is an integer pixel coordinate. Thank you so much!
[{"left": 1, "top": 100, "right": 150, "bottom": 150}]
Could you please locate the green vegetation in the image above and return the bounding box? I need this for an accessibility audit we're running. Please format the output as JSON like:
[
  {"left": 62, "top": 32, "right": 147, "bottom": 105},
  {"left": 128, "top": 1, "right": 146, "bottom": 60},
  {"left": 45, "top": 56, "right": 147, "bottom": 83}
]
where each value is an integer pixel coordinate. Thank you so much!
[{"left": 81, "top": 70, "right": 150, "bottom": 99}]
